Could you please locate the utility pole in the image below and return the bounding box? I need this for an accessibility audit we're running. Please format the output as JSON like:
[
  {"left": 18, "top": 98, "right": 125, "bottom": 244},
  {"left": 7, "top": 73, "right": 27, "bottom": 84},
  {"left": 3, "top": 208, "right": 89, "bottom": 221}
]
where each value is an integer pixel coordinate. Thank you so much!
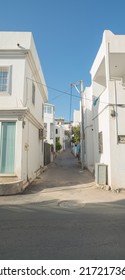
[{"left": 70, "top": 80, "right": 84, "bottom": 169}]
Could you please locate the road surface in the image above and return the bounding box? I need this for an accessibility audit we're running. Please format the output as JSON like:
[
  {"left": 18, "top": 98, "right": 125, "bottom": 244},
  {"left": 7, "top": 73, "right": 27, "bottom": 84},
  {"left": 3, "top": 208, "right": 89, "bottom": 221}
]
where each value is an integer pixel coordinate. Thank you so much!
[{"left": 0, "top": 147, "right": 125, "bottom": 259}]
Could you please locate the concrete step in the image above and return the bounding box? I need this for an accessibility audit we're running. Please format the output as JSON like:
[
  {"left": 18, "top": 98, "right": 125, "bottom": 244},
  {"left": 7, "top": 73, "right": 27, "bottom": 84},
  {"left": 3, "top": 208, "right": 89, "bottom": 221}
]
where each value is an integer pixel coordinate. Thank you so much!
[{"left": 0, "top": 177, "right": 23, "bottom": 195}]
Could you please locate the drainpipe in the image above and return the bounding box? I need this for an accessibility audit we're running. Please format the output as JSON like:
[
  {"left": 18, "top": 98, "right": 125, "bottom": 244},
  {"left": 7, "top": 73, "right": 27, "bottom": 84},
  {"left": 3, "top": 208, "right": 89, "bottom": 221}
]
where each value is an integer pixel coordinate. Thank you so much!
[
  {"left": 114, "top": 79, "right": 119, "bottom": 144},
  {"left": 80, "top": 80, "right": 84, "bottom": 169}
]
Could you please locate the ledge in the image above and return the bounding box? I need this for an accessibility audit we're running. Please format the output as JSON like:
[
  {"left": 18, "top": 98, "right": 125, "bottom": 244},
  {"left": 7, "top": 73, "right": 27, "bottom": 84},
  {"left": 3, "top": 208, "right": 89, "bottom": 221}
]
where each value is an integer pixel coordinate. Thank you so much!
[{"left": 0, "top": 179, "right": 24, "bottom": 195}]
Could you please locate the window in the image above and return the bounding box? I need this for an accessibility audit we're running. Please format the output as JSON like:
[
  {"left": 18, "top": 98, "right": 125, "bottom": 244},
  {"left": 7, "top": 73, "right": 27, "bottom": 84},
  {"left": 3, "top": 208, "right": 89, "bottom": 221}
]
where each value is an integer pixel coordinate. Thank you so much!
[
  {"left": 56, "top": 128, "right": 58, "bottom": 134},
  {"left": 47, "top": 106, "right": 52, "bottom": 114},
  {"left": 50, "top": 123, "right": 54, "bottom": 139},
  {"left": 98, "top": 131, "right": 103, "bottom": 153},
  {"left": 56, "top": 137, "right": 60, "bottom": 143},
  {"left": 32, "top": 83, "right": 35, "bottom": 105},
  {"left": 44, "top": 105, "right": 52, "bottom": 114},
  {"left": 0, "top": 66, "right": 12, "bottom": 94}
]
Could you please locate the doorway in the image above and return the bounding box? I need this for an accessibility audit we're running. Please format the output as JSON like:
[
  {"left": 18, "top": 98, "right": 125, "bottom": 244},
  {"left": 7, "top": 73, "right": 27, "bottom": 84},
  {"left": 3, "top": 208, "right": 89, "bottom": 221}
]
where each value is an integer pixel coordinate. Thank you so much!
[{"left": 0, "top": 122, "right": 16, "bottom": 174}]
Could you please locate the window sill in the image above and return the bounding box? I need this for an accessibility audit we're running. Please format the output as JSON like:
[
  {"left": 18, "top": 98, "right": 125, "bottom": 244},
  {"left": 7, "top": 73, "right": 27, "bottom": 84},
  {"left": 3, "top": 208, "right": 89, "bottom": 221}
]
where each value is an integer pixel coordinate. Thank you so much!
[{"left": 0, "top": 92, "right": 11, "bottom": 96}]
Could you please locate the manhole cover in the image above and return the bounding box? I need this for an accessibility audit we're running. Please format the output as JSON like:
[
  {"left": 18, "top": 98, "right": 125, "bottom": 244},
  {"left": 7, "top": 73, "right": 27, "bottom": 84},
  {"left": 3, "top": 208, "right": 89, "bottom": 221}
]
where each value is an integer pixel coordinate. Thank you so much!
[{"left": 58, "top": 200, "right": 86, "bottom": 209}]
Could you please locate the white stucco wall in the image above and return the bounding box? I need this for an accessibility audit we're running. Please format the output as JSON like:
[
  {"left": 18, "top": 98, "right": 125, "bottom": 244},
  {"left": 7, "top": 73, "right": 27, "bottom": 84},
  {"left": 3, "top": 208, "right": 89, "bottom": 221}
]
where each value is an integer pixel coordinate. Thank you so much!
[
  {"left": 0, "top": 59, "right": 25, "bottom": 108},
  {"left": 24, "top": 62, "right": 44, "bottom": 123},
  {"left": 90, "top": 30, "right": 125, "bottom": 189},
  {"left": 83, "top": 87, "right": 94, "bottom": 171},
  {"left": 21, "top": 118, "right": 44, "bottom": 183},
  {"left": 108, "top": 80, "right": 125, "bottom": 189},
  {"left": 0, "top": 32, "right": 48, "bottom": 185},
  {"left": 92, "top": 82, "right": 111, "bottom": 185},
  {"left": 73, "top": 110, "right": 80, "bottom": 127}
]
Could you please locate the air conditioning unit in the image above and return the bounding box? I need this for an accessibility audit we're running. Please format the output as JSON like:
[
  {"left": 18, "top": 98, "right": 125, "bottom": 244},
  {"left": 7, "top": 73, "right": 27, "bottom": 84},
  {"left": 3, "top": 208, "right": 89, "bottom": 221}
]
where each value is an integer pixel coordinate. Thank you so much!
[
  {"left": 39, "top": 129, "right": 46, "bottom": 139},
  {"left": 95, "top": 163, "right": 107, "bottom": 185}
]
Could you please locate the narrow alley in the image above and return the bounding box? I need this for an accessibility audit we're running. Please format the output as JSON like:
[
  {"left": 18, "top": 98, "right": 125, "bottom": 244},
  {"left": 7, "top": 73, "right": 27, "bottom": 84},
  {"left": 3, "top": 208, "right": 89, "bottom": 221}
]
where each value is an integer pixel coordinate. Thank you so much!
[
  {"left": 24, "top": 145, "right": 95, "bottom": 196},
  {"left": 22, "top": 144, "right": 125, "bottom": 206}
]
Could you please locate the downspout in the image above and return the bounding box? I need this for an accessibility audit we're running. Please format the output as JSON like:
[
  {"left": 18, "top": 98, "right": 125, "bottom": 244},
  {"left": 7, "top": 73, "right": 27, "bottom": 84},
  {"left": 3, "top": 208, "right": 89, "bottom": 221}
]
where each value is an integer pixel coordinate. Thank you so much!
[
  {"left": 114, "top": 80, "right": 119, "bottom": 144},
  {"left": 26, "top": 120, "right": 29, "bottom": 182},
  {"left": 105, "top": 41, "right": 110, "bottom": 186},
  {"left": 80, "top": 80, "right": 84, "bottom": 169}
]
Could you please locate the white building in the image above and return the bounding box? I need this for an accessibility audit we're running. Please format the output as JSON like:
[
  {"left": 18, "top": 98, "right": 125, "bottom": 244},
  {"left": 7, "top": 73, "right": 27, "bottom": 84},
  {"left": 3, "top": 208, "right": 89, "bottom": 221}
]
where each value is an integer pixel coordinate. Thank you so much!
[
  {"left": 82, "top": 86, "right": 94, "bottom": 173},
  {"left": 84, "top": 30, "right": 125, "bottom": 189},
  {"left": 44, "top": 103, "right": 55, "bottom": 160},
  {"left": 55, "top": 120, "right": 65, "bottom": 151},
  {"left": 61, "top": 121, "right": 71, "bottom": 141},
  {"left": 72, "top": 110, "right": 80, "bottom": 127},
  {"left": 0, "top": 32, "right": 48, "bottom": 194},
  {"left": 62, "top": 121, "right": 71, "bottom": 131}
]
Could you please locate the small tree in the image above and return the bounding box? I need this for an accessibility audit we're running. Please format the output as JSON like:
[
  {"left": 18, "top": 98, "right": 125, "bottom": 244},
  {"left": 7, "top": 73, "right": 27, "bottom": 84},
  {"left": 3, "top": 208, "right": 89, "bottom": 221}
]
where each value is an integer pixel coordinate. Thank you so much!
[
  {"left": 72, "top": 126, "right": 80, "bottom": 143},
  {"left": 56, "top": 141, "right": 62, "bottom": 151}
]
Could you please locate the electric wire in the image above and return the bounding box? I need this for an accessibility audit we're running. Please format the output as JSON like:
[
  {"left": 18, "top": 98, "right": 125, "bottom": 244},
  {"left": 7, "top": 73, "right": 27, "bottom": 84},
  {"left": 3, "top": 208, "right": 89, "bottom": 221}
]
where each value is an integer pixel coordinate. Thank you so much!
[
  {"left": 49, "top": 93, "right": 64, "bottom": 101},
  {"left": 26, "top": 77, "right": 125, "bottom": 107}
]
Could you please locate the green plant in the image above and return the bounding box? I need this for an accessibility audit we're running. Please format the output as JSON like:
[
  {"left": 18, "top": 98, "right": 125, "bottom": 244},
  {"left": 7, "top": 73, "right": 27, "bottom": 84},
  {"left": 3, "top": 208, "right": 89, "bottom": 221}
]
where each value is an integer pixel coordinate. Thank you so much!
[
  {"left": 72, "top": 126, "right": 80, "bottom": 143},
  {"left": 56, "top": 141, "right": 62, "bottom": 151}
]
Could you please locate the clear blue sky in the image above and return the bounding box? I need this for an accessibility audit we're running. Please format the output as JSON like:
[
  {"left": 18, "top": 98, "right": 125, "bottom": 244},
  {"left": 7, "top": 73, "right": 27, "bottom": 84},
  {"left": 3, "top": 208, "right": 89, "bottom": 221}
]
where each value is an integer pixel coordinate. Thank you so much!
[{"left": 1, "top": 0, "right": 125, "bottom": 121}]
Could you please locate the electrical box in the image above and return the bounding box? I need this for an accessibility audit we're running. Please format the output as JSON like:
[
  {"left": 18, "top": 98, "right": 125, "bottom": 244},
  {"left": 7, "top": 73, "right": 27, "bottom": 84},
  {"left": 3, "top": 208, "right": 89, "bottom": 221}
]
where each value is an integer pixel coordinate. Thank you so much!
[
  {"left": 95, "top": 163, "right": 107, "bottom": 185},
  {"left": 39, "top": 129, "right": 46, "bottom": 140}
]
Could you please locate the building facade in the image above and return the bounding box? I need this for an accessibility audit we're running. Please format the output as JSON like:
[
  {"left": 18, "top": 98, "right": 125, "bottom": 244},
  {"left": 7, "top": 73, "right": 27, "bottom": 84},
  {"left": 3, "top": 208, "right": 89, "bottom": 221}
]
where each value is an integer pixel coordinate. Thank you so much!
[
  {"left": 44, "top": 103, "right": 55, "bottom": 162},
  {"left": 83, "top": 30, "right": 125, "bottom": 189},
  {"left": 55, "top": 119, "right": 65, "bottom": 151},
  {"left": 0, "top": 32, "right": 48, "bottom": 194},
  {"left": 82, "top": 86, "right": 94, "bottom": 173},
  {"left": 72, "top": 110, "right": 80, "bottom": 127}
]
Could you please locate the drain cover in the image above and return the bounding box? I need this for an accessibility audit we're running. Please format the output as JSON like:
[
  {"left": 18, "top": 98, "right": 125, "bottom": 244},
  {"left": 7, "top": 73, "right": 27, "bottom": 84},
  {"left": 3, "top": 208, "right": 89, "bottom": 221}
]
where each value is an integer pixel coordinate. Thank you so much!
[{"left": 58, "top": 200, "right": 85, "bottom": 209}]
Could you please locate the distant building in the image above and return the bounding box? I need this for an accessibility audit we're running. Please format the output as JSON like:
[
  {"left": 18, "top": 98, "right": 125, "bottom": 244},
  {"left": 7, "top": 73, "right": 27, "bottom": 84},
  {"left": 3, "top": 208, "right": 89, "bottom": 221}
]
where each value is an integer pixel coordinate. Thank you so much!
[
  {"left": 55, "top": 118, "right": 64, "bottom": 125},
  {"left": 62, "top": 121, "right": 71, "bottom": 131},
  {"left": 55, "top": 119, "right": 65, "bottom": 151},
  {"left": 44, "top": 103, "right": 55, "bottom": 162},
  {"left": 72, "top": 110, "right": 80, "bottom": 127}
]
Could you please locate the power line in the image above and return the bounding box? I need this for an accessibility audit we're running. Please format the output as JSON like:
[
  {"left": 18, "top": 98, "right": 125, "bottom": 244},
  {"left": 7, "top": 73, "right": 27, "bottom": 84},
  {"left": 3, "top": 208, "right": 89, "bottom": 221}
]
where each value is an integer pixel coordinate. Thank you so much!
[
  {"left": 26, "top": 77, "right": 80, "bottom": 100},
  {"left": 26, "top": 76, "right": 122, "bottom": 107},
  {"left": 49, "top": 93, "right": 64, "bottom": 101}
]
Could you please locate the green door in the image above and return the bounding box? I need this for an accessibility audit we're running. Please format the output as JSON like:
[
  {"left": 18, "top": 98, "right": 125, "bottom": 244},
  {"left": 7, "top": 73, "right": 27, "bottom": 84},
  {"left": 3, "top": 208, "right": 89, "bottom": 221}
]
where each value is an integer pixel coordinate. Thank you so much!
[{"left": 0, "top": 122, "right": 16, "bottom": 174}]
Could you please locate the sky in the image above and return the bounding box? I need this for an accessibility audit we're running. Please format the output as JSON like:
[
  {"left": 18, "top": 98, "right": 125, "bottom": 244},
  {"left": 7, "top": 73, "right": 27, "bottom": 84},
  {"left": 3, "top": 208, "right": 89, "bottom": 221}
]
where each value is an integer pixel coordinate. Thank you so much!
[{"left": 1, "top": 0, "right": 125, "bottom": 121}]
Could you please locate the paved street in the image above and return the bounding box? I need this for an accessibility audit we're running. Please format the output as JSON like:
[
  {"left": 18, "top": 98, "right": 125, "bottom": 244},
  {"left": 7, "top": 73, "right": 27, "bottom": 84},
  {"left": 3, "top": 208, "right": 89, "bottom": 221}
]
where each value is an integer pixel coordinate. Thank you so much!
[{"left": 0, "top": 147, "right": 125, "bottom": 259}]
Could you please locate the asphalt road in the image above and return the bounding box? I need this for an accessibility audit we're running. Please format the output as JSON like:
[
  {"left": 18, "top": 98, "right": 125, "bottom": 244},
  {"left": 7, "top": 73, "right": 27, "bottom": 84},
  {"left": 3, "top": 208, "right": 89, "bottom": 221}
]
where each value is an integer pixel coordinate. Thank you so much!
[
  {"left": 0, "top": 146, "right": 125, "bottom": 260},
  {"left": 0, "top": 200, "right": 125, "bottom": 260}
]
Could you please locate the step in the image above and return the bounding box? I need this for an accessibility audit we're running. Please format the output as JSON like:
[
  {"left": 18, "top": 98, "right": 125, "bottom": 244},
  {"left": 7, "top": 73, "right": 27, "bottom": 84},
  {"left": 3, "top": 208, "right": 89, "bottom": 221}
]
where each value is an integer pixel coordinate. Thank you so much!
[{"left": 0, "top": 177, "right": 23, "bottom": 195}]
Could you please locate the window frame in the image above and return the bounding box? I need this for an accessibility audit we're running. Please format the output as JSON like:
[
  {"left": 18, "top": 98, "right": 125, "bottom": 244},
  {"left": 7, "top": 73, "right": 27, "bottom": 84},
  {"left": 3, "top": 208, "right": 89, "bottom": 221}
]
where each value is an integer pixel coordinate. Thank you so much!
[
  {"left": 0, "top": 66, "right": 12, "bottom": 95},
  {"left": 32, "top": 82, "right": 35, "bottom": 105},
  {"left": 44, "top": 105, "right": 52, "bottom": 114}
]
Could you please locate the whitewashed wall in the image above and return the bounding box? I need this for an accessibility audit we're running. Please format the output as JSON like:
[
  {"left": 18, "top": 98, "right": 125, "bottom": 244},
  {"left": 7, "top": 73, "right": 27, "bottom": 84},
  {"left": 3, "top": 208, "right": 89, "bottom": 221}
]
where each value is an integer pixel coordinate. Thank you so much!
[
  {"left": 0, "top": 32, "right": 48, "bottom": 186},
  {"left": 83, "top": 87, "right": 94, "bottom": 172}
]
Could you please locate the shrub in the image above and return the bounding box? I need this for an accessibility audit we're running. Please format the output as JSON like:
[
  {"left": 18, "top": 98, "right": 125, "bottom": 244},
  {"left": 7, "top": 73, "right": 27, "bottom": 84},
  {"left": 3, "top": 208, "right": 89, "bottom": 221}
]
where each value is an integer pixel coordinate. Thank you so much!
[{"left": 56, "top": 141, "right": 62, "bottom": 151}]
